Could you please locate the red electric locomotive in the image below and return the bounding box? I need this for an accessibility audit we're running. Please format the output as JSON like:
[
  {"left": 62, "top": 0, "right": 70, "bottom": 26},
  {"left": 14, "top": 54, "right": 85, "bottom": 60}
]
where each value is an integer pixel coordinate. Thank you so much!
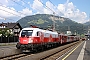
[
  {"left": 16, "top": 27, "right": 59, "bottom": 52},
  {"left": 16, "top": 27, "right": 80, "bottom": 52}
]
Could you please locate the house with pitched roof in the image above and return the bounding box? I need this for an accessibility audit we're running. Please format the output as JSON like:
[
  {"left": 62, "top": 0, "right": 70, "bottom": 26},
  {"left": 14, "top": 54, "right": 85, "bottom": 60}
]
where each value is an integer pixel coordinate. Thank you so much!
[{"left": 0, "top": 22, "right": 22, "bottom": 36}]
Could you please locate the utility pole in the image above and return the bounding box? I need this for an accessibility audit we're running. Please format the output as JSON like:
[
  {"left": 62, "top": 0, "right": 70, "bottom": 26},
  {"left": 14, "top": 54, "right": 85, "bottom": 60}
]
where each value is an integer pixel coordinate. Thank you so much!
[
  {"left": 68, "top": 26, "right": 70, "bottom": 31},
  {"left": 88, "top": 14, "right": 90, "bottom": 34},
  {"left": 52, "top": 12, "right": 55, "bottom": 31},
  {"left": 89, "top": 14, "right": 90, "bottom": 21}
]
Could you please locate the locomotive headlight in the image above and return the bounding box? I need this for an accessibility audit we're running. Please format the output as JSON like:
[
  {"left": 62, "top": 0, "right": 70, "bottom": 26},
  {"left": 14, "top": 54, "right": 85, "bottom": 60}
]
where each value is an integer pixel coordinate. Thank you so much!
[{"left": 28, "top": 38, "right": 33, "bottom": 43}]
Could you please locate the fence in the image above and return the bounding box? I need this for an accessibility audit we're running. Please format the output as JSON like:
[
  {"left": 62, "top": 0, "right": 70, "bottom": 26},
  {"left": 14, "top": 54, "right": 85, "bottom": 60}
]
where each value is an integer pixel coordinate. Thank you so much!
[{"left": 0, "top": 36, "right": 19, "bottom": 43}]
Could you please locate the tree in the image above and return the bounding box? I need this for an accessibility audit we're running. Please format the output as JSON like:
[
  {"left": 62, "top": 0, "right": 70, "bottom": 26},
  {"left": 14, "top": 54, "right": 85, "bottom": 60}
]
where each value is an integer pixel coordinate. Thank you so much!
[{"left": 0, "top": 28, "right": 13, "bottom": 37}]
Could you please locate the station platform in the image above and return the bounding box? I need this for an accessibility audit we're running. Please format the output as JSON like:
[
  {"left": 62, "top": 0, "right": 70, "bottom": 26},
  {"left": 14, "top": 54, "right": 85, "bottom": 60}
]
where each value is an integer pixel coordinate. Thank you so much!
[
  {"left": 0, "top": 42, "right": 17, "bottom": 46},
  {"left": 0, "top": 42, "right": 21, "bottom": 58},
  {"left": 59, "top": 40, "right": 90, "bottom": 60}
]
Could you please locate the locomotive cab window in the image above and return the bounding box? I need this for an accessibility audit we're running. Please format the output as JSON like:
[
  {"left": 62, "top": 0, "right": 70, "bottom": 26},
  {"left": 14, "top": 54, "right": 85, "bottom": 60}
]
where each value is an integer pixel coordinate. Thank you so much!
[{"left": 21, "top": 30, "right": 33, "bottom": 37}]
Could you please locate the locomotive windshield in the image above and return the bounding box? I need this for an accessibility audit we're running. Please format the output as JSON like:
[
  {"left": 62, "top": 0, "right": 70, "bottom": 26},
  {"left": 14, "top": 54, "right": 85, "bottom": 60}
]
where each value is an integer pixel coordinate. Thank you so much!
[{"left": 21, "top": 30, "right": 33, "bottom": 37}]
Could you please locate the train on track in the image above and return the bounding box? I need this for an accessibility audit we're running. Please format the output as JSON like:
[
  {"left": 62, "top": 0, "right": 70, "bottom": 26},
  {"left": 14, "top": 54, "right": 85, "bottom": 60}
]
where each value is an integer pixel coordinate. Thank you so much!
[{"left": 16, "top": 26, "right": 80, "bottom": 52}]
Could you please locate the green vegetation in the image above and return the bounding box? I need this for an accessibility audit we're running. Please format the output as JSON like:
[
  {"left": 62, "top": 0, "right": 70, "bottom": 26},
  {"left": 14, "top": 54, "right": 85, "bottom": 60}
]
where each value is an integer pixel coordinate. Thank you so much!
[
  {"left": 0, "top": 28, "right": 14, "bottom": 37},
  {"left": 17, "top": 14, "right": 88, "bottom": 34},
  {"left": 36, "top": 19, "right": 44, "bottom": 24}
]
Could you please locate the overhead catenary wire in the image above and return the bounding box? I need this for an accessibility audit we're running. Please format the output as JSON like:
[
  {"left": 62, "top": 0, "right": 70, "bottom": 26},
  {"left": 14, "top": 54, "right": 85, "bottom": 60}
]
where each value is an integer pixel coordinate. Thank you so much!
[
  {"left": 11, "top": 0, "right": 33, "bottom": 11},
  {"left": 0, "top": 3, "right": 28, "bottom": 16},
  {"left": 10, "top": 0, "right": 45, "bottom": 16},
  {"left": 48, "top": 0, "right": 63, "bottom": 17},
  {"left": 48, "top": 0, "right": 56, "bottom": 7},
  {"left": 11, "top": 0, "right": 58, "bottom": 16},
  {"left": 11, "top": 0, "right": 33, "bottom": 21},
  {"left": 38, "top": 0, "right": 56, "bottom": 31},
  {"left": 19, "top": 0, "right": 44, "bottom": 14},
  {"left": 38, "top": 0, "right": 55, "bottom": 14},
  {"left": 15, "top": 0, "right": 33, "bottom": 11},
  {"left": 0, "top": 0, "right": 60, "bottom": 19},
  {"left": 20, "top": 0, "right": 29, "bottom": 5},
  {"left": 0, "top": 8, "right": 21, "bottom": 17},
  {"left": 48, "top": 0, "right": 72, "bottom": 32},
  {"left": 0, "top": 1, "right": 30, "bottom": 23},
  {"left": 0, "top": 2, "right": 26, "bottom": 21},
  {"left": 38, "top": 0, "right": 62, "bottom": 18},
  {"left": 0, "top": 5, "right": 26, "bottom": 18},
  {"left": 0, "top": 0, "right": 32, "bottom": 22},
  {"left": 17, "top": 0, "right": 56, "bottom": 30},
  {"left": 0, "top": 16, "right": 15, "bottom": 21},
  {"left": 0, "top": 0, "right": 59, "bottom": 25},
  {"left": 0, "top": 9, "right": 20, "bottom": 22},
  {"left": 18, "top": 0, "right": 59, "bottom": 17},
  {"left": 11, "top": 0, "right": 26, "bottom": 8},
  {"left": 11, "top": 0, "right": 40, "bottom": 17}
]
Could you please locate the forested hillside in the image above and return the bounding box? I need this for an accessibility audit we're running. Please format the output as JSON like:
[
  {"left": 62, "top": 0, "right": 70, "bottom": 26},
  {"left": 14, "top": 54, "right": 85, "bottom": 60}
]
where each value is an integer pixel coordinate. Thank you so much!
[{"left": 17, "top": 14, "right": 87, "bottom": 34}]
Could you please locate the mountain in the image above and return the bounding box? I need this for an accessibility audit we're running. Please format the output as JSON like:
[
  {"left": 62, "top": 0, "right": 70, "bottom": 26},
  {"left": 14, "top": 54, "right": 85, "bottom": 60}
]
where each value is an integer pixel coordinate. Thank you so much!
[
  {"left": 84, "top": 21, "right": 90, "bottom": 26},
  {"left": 17, "top": 14, "right": 87, "bottom": 34}
]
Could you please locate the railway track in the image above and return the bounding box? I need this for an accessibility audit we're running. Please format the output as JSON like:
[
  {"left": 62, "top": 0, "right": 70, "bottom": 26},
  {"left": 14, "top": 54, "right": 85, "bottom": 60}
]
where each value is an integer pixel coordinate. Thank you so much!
[
  {"left": 0, "top": 41, "right": 82, "bottom": 60},
  {"left": 40, "top": 41, "right": 82, "bottom": 60},
  {"left": 0, "top": 53, "right": 31, "bottom": 60},
  {"left": 42, "top": 41, "right": 82, "bottom": 60},
  {"left": 15, "top": 41, "right": 82, "bottom": 60}
]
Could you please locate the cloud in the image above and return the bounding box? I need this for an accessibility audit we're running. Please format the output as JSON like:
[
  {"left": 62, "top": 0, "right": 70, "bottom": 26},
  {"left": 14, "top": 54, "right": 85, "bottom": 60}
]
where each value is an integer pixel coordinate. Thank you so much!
[
  {"left": 0, "top": 5, "right": 18, "bottom": 17},
  {"left": 0, "top": 0, "right": 88, "bottom": 23},
  {"left": 45, "top": 1, "right": 57, "bottom": 14},
  {"left": 32, "top": 0, "right": 44, "bottom": 13},
  {"left": 32, "top": 0, "right": 88, "bottom": 23},
  {"left": 57, "top": 2, "right": 87, "bottom": 23},
  {"left": 0, "top": 0, "right": 9, "bottom": 6},
  {"left": 45, "top": 1, "right": 55, "bottom": 11},
  {"left": 18, "top": 8, "right": 32, "bottom": 17},
  {"left": 0, "top": 4, "right": 32, "bottom": 22},
  {"left": 32, "top": 0, "right": 56, "bottom": 14},
  {"left": 0, "top": 5, "right": 20, "bottom": 22},
  {"left": 0, "top": 0, "right": 15, "bottom": 6}
]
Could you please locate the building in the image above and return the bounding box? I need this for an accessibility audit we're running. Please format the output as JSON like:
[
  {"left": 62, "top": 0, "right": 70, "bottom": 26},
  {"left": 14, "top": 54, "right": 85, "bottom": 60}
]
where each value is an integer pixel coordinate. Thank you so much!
[{"left": 0, "top": 22, "right": 22, "bottom": 36}]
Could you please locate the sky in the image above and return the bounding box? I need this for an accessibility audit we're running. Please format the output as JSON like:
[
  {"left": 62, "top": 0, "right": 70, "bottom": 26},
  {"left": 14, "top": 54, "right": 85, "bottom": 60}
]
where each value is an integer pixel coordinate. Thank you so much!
[{"left": 0, "top": 0, "right": 90, "bottom": 23}]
